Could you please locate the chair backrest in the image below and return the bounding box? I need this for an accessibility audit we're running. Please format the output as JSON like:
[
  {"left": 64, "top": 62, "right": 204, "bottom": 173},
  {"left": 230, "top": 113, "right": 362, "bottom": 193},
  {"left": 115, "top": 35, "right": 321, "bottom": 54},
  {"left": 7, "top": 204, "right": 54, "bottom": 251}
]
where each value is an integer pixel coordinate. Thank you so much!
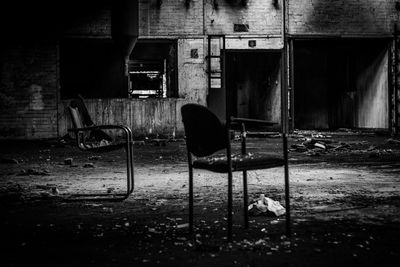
[
  {"left": 68, "top": 105, "right": 84, "bottom": 129},
  {"left": 69, "top": 96, "right": 95, "bottom": 128},
  {"left": 68, "top": 96, "right": 114, "bottom": 143},
  {"left": 181, "top": 104, "right": 228, "bottom": 157}
]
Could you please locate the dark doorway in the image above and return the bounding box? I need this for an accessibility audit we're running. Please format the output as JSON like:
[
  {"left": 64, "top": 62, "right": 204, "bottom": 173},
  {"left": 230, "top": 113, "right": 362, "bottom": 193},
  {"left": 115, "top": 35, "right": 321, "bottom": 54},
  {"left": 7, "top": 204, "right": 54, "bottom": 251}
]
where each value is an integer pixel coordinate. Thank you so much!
[
  {"left": 293, "top": 39, "right": 389, "bottom": 130},
  {"left": 225, "top": 51, "right": 281, "bottom": 124}
]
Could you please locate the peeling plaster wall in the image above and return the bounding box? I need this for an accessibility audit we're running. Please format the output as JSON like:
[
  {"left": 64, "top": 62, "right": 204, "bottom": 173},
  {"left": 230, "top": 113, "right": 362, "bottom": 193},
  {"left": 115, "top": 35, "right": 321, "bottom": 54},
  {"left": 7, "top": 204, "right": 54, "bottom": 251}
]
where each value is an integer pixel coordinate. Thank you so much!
[
  {"left": 205, "top": 0, "right": 282, "bottom": 35},
  {"left": 138, "top": 0, "right": 282, "bottom": 37},
  {"left": 177, "top": 38, "right": 208, "bottom": 104},
  {"left": 139, "top": 0, "right": 204, "bottom": 36}
]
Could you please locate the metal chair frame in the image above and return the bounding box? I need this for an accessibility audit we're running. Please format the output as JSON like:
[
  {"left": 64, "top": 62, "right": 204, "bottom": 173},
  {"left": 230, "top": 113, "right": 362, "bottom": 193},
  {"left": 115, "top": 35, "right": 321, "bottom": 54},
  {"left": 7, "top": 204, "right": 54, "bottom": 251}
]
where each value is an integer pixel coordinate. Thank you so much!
[
  {"left": 67, "top": 98, "right": 134, "bottom": 201},
  {"left": 182, "top": 103, "right": 290, "bottom": 242}
]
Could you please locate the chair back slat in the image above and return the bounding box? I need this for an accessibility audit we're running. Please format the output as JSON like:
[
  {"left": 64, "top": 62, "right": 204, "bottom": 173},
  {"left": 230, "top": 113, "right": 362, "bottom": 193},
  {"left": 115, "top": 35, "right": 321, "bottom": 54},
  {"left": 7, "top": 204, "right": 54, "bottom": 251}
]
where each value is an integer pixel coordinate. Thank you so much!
[
  {"left": 69, "top": 97, "right": 94, "bottom": 127},
  {"left": 181, "top": 104, "right": 227, "bottom": 157},
  {"left": 68, "top": 106, "right": 84, "bottom": 129}
]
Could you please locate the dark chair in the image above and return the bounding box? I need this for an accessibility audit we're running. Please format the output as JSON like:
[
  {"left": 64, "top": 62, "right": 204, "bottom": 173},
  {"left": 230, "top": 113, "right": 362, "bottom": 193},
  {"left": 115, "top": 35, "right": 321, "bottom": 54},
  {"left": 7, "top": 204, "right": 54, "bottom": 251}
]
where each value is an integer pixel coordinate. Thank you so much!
[
  {"left": 67, "top": 95, "right": 134, "bottom": 201},
  {"left": 181, "top": 103, "right": 290, "bottom": 241}
]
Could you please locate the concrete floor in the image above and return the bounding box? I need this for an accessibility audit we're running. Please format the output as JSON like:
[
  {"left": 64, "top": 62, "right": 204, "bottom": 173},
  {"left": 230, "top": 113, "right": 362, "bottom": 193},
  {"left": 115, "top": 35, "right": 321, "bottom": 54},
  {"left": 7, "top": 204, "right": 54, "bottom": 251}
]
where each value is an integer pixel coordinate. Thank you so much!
[{"left": 1, "top": 132, "right": 400, "bottom": 266}]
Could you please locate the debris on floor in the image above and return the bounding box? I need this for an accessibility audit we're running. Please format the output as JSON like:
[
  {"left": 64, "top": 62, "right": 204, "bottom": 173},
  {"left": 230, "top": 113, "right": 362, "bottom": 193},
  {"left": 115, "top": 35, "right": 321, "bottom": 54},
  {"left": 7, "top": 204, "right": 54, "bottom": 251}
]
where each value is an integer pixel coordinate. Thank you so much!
[
  {"left": 248, "top": 194, "right": 286, "bottom": 217},
  {"left": 133, "top": 140, "right": 145, "bottom": 146},
  {"left": 106, "top": 187, "right": 115, "bottom": 194},
  {"left": 64, "top": 158, "right": 73, "bottom": 165},
  {"left": 150, "top": 138, "right": 168, "bottom": 146},
  {"left": 83, "top": 139, "right": 111, "bottom": 149},
  {"left": 289, "top": 133, "right": 395, "bottom": 158},
  {"left": 386, "top": 138, "right": 400, "bottom": 145},
  {"left": 83, "top": 163, "right": 95, "bottom": 168},
  {"left": 18, "top": 168, "right": 50, "bottom": 176}
]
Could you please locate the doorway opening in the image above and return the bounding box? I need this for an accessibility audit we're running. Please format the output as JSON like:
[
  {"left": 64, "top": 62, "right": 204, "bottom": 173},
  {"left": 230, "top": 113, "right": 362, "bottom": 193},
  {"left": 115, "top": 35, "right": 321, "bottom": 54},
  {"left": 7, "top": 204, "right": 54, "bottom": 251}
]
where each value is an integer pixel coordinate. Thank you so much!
[
  {"left": 224, "top": 50, "right": 281, "bottom": 127},
  {"left": 293, "top": 39, "right": 390, "bottom": 130}
]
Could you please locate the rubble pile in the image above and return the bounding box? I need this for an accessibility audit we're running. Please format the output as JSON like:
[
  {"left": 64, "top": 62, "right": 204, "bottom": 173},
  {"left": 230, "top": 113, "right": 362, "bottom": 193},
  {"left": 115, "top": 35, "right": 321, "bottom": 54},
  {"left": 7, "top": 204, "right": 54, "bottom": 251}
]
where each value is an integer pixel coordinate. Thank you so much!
[
  {"left": 289, "top": 132, "right": 399, "bottom": 157},
  {"left": 290, "top": 134, "right": 346, "bottom": 156}
]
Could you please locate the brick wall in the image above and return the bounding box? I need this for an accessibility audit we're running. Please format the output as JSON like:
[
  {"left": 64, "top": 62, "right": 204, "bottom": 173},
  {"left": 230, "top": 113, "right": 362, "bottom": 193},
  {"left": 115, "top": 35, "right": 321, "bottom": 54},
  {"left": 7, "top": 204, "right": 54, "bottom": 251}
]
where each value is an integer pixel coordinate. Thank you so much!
[
  {"left": 0, "top": 41, "right": 58, "bottom": 139},
  {"left": 205, "top": 0, "right": 282, "bottom": 35},
  {"left": 139, "top": 0, "right": 283, "bottom": 37},
  {"left": 288, "top": 0, "right": 398, "bottom": 35},
  {"left": 63, "top": 8, "right": 112, "bottom": 37},
  {"left": 0, "top": 5, "right": 112, "bottom": 139},
  {"left": 139, "top": 0, "right": 204, "bottom": 36}
]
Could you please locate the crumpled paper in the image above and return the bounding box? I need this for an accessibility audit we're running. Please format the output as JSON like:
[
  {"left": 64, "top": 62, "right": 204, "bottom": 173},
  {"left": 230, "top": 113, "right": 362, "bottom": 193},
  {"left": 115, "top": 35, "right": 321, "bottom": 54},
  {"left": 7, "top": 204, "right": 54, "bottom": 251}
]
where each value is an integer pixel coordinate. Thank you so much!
[{"left": 248, "top": 194, "right": 286, "bottom": 217}]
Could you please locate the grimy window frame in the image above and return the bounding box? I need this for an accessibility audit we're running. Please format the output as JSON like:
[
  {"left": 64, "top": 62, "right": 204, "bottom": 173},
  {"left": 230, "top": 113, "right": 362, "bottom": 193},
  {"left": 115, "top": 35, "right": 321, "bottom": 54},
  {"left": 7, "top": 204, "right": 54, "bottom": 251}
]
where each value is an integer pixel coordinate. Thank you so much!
[{"left": 128, "top": 39, "right": 178, "bottom": 99}]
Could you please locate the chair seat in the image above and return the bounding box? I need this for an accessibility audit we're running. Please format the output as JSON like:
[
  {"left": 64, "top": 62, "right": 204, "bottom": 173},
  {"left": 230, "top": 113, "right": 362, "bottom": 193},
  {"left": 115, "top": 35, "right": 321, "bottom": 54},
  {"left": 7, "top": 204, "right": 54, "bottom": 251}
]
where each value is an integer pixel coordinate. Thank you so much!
[
  {"left": 82, "top": 142, "right": 126, "bottom": 153},
  {"left": 193, "top": 153, "right": 285, "bottom": 173}
]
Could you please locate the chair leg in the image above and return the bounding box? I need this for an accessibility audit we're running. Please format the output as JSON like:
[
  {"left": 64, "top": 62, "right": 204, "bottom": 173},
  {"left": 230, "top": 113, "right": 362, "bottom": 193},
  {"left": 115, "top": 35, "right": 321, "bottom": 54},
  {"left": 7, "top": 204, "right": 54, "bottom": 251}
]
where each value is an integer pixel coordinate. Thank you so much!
[
  {"left": 129, "top": 142, "right": 134, "bottom": 194},
  {"left": 122, "top": 134, "right": 135, "bottom": 199},
  {"left": 65, "top": 126, "right": 133, "bottom": 202},
  {"left": 283, "top": 134, "right": 291, "bottom": 237},
  {"left": 284, "top": 164, "right": 291, "bottom": 237},
  {"left": 125, "top": 142, "right": 131, "bottom": 198},
  {"left": 227, "top": 169, "right": 233, "bottom": 242},
  {"left": 125, "top": 127, "right": 134, "bottom": 194},
  {"left": 243, "top": 170, "right": 249, "bottom": 229},
  {"left": 189, "top": 164, "right": 194, "bottom": 235}
]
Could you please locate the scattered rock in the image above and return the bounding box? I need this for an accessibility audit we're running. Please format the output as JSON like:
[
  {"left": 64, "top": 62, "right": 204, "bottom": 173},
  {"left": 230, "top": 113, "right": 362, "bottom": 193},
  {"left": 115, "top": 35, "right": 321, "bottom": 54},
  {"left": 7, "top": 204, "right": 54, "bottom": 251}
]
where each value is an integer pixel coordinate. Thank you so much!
[
  {"left": 133, "top": 140, "right": 145, "bottom": 146},
  {"left": 176, "top": 223, "right": 189, "bottom": 229},
  {"left": 236, "top": 239, "right": 269, "bottom": 251},
  {"left": 51, "top": 187, "right": 60, "bottom": 195},
  {"left": 336, "top": 128, "right": 353, "bottom": 133},
  {"left": 314, "top": 143, "right": 326, "bottom": 150},
  {"left": 83, "top": 163, "right": 95, "bottom": 168},
  {"left": 64, "top": 158, "right": 73, "bottom": 165},
  {"left": 291, "top": 144, "right": 308, "bottom": 153},
  {"left": 333, "top": 144, "right": 351, "bottom": 151},
  {"left": 107, "top": 187, "right": 115, "bottom": 194},
  {"left": 151, "top": 139, "right": 168, "bottom": 147}
]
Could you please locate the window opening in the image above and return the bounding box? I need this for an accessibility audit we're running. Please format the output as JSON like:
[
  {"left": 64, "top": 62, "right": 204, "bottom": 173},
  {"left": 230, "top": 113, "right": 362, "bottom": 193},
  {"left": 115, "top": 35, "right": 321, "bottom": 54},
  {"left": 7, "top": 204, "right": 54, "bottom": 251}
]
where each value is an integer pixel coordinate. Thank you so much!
[{"left": 128, "top": 40, "right": 177, "bottom": 98}]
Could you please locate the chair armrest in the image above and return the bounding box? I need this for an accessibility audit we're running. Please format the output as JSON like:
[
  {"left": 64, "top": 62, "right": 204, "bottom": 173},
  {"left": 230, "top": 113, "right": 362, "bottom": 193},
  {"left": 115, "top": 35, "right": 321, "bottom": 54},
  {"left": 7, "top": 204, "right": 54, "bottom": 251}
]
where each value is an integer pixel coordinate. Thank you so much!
[
  {"left": 230, "top": 117, "right": 277, "bottom": 126},
  {"left": 68, "top": 125, "right": 133, "bottom": 151},
  {"left": 68, "top": 125, "right": 131, "bottom": 132}
]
